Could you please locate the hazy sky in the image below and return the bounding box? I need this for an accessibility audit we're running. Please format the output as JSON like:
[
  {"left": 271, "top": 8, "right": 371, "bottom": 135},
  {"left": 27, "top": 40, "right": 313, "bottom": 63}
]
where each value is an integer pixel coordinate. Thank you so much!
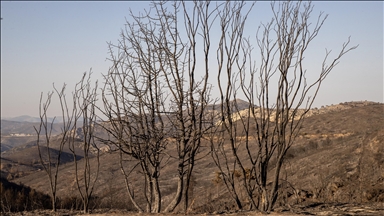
[{"left": 1, "top": 1, "right": 383, "bottom": 118}]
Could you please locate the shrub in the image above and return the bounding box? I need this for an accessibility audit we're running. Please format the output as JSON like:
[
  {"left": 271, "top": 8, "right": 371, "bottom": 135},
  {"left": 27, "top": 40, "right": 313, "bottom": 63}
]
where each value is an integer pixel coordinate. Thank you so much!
[{"left": 0, "top": 177, "right": 51, "bottom": 212}]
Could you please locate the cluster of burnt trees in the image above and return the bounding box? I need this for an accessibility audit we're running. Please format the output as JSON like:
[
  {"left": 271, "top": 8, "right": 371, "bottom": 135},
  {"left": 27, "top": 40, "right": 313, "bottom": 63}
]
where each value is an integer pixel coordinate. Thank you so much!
[
  {"left": 0, "top": 177, "right": 51, "bottom": 212},
  {"left": 33, "top": 1, "right": 357, "bottom": 214}
]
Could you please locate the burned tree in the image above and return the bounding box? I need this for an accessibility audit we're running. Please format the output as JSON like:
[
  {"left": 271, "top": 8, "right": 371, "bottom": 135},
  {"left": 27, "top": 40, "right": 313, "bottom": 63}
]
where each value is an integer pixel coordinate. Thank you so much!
[
  {"left": 68, "top": 72, "right": 100, "bottom": 214},
  {"left": 35, "top": 71, "right": 100, "bottom": 213},
  {"left": 212, "top": 1, "right": 357, "bottom": 213},
  {"left": 34, "top": 84, "right": 75, "bottom": 212},
  {"left": 101, "top": 31, "right": 169, "bottom": 212},
  {"left": 100, "top": 1, "right": 216, "bottom": 213}
]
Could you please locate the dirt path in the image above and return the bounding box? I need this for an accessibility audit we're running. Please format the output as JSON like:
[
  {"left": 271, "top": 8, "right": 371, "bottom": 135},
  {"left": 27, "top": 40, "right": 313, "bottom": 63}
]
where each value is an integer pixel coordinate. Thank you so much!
[{"left": 2, "top": 203, "right": 384, "bottom": 216}]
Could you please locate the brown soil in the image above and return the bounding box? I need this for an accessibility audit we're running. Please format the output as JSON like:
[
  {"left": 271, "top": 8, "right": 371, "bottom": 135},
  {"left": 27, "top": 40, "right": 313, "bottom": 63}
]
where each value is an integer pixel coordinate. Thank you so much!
[
  {"left": 2, "top": 102, "right": 383, "bottom": 215},
  {"left": 2, "top": 203, "right": 384, "bottom": 215}
]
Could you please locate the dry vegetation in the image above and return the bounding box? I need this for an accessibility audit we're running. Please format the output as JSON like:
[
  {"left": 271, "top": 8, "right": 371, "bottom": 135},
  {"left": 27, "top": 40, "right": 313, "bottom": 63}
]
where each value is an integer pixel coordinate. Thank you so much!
[
  {"left": 1, "top": 102, "right": 384, "bottom": 215},
  {"left": 1, "top": 1, "right": 381, "bottom": 215}
]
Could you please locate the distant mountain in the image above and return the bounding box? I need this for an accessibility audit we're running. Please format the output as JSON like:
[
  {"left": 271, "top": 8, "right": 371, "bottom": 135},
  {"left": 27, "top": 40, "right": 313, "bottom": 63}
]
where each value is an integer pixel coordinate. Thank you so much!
[
  {"left": 0, "top": 120, "right": 63, "bottom": 153},
  {"left": 0, "top": 120, "right": 62, "bottom": 136},
  {"left": 1, "top": 115, "right": 62, "bottom": 123}
]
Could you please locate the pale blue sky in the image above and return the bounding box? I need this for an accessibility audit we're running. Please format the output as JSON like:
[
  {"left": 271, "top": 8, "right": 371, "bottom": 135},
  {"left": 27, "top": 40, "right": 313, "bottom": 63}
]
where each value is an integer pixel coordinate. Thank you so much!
[{"left": 1, "top": 1, "right": 383, "bottom": 117}]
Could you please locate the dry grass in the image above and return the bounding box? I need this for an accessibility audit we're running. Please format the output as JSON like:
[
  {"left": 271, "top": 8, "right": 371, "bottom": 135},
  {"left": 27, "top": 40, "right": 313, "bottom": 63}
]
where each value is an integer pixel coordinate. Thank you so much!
[{"left": 1, "top": 102, "right": 383, "bottom": 214}]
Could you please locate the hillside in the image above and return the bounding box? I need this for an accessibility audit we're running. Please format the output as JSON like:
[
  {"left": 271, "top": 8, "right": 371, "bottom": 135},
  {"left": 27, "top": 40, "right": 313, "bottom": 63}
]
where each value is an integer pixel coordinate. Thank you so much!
[
  {"left": 0, "top": 120, "right": 63, "bottom": 136},
  {"left": 2, "top": 101, "right": 384, "bottom": 214},
  {"left": 0, "top": 140, "right": 84, "bottom": 180},
  {"left": 1, "top": 115, "right": 64, "bottom": 123},
  {"left": 0, "top": 119, "right": 64, "bottom": 154},
  {"left": 0, "top": 119, "right": 86, "bottom": 154}
]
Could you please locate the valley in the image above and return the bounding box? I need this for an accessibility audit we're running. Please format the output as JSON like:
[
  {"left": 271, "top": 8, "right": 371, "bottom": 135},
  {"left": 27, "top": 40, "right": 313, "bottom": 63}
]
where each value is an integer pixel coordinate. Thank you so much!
[{"left": 1, "top": 101, "right": 383, "bottom": 215}]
